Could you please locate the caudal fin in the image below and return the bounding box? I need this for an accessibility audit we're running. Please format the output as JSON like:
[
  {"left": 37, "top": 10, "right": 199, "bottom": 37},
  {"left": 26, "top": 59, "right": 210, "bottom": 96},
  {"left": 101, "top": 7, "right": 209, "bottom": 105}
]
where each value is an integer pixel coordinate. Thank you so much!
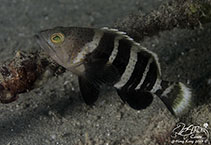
[{"left": 156, "top": 81, "right": 192, "bottom": 116}]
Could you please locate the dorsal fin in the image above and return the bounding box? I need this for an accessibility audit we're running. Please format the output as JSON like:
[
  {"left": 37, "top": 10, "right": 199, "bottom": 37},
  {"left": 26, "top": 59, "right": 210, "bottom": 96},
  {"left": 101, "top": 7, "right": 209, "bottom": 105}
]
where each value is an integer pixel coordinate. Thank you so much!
[{"left": 101, "top": 27, "right": 141, "bottom": 47}]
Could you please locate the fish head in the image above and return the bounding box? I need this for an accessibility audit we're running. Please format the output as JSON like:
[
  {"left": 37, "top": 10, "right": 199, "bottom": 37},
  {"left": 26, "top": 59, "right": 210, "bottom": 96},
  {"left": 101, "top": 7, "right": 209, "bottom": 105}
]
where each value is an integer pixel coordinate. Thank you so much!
[{"left": 35, "top": 26, "right": 94, "bottom": 74}]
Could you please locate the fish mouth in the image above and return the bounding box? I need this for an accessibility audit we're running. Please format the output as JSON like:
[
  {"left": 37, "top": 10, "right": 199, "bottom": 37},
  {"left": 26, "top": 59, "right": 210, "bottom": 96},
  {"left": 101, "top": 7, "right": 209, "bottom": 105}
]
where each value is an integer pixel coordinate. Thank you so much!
[
  {"left": 35, "top": 32, "right": 69, "bottom": 69},
  {"left": 35, "top": 33, "right": 51, "bottom": 52},
  {"left": 35, "top": 32, "right": 62, "bottom": 63}
]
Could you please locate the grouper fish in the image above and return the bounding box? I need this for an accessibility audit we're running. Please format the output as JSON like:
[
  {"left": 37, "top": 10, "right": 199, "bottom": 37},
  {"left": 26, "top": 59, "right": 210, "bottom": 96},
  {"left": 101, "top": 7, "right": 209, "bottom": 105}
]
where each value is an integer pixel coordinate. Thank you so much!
[{"left": 35, "top": 26, "right": 192, "bottom": 116}]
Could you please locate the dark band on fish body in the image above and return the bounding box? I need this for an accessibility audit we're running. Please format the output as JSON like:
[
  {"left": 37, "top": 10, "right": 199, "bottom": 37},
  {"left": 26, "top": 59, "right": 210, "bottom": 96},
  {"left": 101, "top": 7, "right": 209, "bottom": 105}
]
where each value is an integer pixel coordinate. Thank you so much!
[
  {"left": 139, "top": 61, "right": 158, "bottom": 91},
  {"left": 83, "top": 32, "right": 118, "bottom": 85},
  {"left": 112, "top": 39, "right": 132, "bottom": 75},
  {"left": 122, "top": 51, "right": 152, "bottom": 91},
  {"left": 154, "top": 80, "right": 169, "bottom": 96},
  {"left": 86, "top": 32, "right": 116, "bottom": 67}
]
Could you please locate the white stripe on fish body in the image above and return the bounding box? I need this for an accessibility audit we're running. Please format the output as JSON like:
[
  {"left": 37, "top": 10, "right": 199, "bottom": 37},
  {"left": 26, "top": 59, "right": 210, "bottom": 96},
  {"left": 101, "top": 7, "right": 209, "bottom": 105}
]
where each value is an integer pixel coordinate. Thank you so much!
[
  {"left": 114, "top": 48, "right": 138, "bottom": 89},
  {"left": 73, "top": 30, "right": 104, "bottom": 64},
  {"left": 135, "top": 48, "right": 162, "bottom": 81},
  {"left": 137, "top": 48, "right": 161, "bottom": 76},
  {"left": 108, "top": 32, "right": 135, "bottom": 63},
  {"left": 104, "top": 27, "right": 141, "bottom": 64},
  {"left": 150, "top": 77, "right": 162, "bottom": 93},
  {"left": 87, "top": 30, "right": 105, "bottom": 52},
  {"left": 108, "top": 36, "right": 122, "bottom": 63},
  {"left": 72, "top": 51, "right": 86, "bottom": 64},
  {"left": 135, "top": 58, "right": 153, "bottom": 90},
  {"left": 147, "top": 51, "right": 161, "bottom": 76}
]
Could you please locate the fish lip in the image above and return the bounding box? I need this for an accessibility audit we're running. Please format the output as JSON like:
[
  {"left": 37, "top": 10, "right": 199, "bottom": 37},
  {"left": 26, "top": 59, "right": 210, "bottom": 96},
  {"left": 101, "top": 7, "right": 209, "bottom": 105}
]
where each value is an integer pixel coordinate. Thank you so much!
[
  {"left": 35, "top": 32, "right": 48, "bottom": 50},
  {"left": 35, "top": 32, "right": 57, "bottom": 56}
]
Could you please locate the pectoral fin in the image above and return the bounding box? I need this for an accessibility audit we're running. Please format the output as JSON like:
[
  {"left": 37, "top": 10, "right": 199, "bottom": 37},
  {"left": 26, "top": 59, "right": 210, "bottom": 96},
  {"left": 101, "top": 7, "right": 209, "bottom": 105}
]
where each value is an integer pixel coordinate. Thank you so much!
[
  {"left": 78, "top": 76, "right": 100, "bottom": 105},
  {"left": 85, "top": 62, "right": 120, "bottom": 86}
]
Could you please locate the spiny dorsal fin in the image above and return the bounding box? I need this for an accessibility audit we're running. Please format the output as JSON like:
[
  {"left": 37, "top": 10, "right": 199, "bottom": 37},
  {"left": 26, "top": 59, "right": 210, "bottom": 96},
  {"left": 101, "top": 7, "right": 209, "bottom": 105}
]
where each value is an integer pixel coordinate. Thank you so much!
[{"left": 101, "top": 27, "right": 141, "bottom": 47}]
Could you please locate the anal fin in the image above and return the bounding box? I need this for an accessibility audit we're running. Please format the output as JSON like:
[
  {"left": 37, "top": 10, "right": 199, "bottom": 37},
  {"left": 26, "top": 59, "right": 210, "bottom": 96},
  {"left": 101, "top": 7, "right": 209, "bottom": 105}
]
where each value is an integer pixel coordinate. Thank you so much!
[
  {"left": 78, "top": 76, "right": 100, "bottom": 105},
  {"left": 117, "top": 89, "right": 153, "bottom": 110}
]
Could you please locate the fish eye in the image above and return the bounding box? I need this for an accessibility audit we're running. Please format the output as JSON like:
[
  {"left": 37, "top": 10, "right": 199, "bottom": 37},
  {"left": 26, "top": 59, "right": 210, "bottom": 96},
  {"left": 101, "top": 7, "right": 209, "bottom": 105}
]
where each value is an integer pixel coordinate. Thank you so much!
[{"left": 50, "top": 33, "right": 64, "bottom": 44}]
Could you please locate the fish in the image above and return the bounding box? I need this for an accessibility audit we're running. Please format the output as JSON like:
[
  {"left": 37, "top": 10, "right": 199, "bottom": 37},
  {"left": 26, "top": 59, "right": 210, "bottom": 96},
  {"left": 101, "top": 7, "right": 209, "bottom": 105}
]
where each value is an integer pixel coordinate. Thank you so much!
[{"left": 35, "top": 26, "right": 192, "bottom": 116}]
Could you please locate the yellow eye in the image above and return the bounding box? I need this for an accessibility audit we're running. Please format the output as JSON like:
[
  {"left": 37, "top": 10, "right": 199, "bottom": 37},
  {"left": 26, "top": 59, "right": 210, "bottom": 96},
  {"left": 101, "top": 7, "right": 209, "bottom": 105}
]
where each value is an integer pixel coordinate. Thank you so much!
[{"left": 50, "top": 33, "right": 64, "bottom": 44}]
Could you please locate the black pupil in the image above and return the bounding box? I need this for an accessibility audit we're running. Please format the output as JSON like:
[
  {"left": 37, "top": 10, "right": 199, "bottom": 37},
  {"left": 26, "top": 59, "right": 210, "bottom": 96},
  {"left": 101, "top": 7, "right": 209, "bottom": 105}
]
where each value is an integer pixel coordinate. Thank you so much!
[{"left": 53, "top": 35, "right": 60, "bottom": 41}]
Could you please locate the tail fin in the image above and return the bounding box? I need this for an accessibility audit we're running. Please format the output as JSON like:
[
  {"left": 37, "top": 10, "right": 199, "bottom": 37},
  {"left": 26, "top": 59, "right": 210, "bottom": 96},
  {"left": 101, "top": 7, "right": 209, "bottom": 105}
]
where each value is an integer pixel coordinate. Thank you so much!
[{"left": 155, "top": 81, "right": 192, "bottom": 116}]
